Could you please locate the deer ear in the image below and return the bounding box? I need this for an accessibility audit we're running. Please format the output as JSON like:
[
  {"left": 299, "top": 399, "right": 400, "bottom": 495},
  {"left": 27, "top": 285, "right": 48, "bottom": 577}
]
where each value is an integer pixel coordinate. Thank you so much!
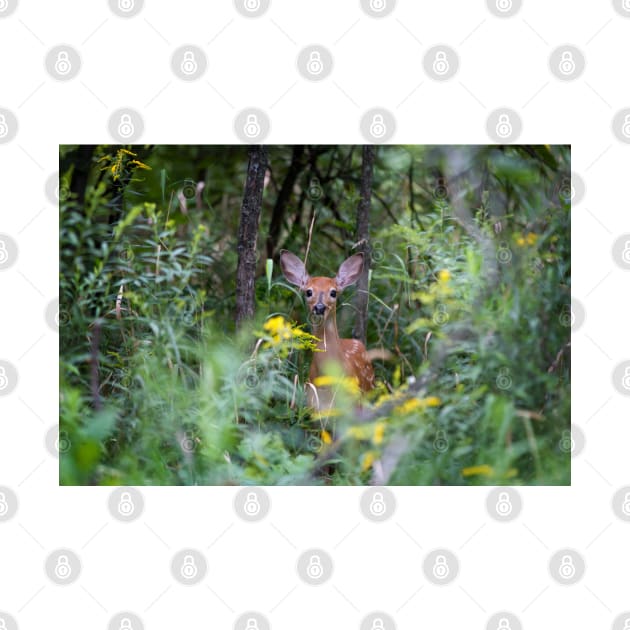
[
  {"left": 279, "top": 251, "right": 309, "bottom": 288},
  {"left": 335, "top": 253, "right": 364, "bottom": 290}
]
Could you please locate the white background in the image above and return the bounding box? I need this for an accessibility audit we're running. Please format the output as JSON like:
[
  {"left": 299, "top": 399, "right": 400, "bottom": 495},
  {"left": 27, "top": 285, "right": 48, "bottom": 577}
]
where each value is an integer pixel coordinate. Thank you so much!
[{"left": 0, "top": 0, "right": 629, "bottom": 628}]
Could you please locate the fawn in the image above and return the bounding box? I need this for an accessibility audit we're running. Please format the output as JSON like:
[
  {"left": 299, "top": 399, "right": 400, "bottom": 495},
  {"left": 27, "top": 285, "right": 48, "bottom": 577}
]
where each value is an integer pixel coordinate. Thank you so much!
[{"left": 280, "top": 250, "right": 376, "bottom": 412}]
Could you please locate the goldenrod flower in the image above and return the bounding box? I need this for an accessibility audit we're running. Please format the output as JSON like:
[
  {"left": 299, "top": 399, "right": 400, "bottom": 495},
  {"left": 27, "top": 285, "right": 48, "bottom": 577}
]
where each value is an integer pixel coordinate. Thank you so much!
[
  {"left": 361, "top": 450, "right": 376, "bottom": 472},
  {"left": 261, "top": 316, "right": 317, "bottom": 350},
  {"left": 516, "top": 232, "right": 538, "bottom": 247},
  {"left": 394, "top": 395, "right": 441, "bottom": 414},
  {"left": 373, "top": 422, "right": 385, "bottom": 445},
  {"left": 347, "top": 425, "right": 373, "bottom": 440},
  {"left": 312, "top": 374, "right": 360, "bottom": 396},
  {"left": 461, "top": 464, "right": 518, "bottom": 478},
  {"left": 462, "top": 464, "right": 493, "bottom": 477}
]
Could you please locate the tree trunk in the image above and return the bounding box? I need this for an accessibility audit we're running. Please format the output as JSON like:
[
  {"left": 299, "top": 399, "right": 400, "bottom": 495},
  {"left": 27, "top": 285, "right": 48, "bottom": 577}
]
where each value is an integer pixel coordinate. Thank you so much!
[
  {"left": 266, "top": 145, "right": 306, "bottom": 260},
  {"left": 235, "top": 146, "right": 267, "bottom": 329},
  {"left": 354, "top": 145, "right": 375, "bottom": 344}
]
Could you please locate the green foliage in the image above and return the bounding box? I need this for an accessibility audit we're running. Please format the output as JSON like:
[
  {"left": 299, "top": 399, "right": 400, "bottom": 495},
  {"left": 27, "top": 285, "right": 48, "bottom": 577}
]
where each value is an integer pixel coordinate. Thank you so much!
[{"left": 60, "top": 144, "right": 570, "bottom": 485}]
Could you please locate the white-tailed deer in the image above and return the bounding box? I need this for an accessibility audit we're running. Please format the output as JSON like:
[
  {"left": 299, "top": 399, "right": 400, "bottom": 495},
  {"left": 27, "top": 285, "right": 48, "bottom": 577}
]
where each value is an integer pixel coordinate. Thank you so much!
[{"left": 280, "top": 250, "right": 375, "bottom": 412}]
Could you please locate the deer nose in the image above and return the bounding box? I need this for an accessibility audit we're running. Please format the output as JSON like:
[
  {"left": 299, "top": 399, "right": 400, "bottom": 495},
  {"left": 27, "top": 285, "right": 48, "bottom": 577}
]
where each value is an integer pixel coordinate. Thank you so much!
[{"left": 313, "top": 303, "right": 326, "bottom": 315}]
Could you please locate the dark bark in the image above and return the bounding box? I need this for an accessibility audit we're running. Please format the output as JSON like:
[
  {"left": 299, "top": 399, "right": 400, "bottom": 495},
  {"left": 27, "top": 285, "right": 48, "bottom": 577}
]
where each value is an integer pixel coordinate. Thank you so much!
[
  {"left": 354, "top": 145, "right": 376, "bottom": 344},
  {"left": 266, "top": 145, "right": 306, "bottom": 260},
  {"left": 235, "top": 146, "right": 268, "bottom": 329}
]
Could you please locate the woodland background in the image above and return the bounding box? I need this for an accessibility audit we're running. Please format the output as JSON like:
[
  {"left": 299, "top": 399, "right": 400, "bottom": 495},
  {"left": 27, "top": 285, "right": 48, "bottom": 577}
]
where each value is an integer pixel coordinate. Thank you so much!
[{"left": 59, "top": 144, "right": 571, "bottom": 486}]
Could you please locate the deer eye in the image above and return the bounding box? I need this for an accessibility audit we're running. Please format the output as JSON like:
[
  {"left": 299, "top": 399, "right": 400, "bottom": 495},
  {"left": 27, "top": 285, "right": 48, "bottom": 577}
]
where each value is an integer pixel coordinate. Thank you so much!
[
  {"left": 330, "top": 289, "right": 337, "bottom": 298},
  {"left": 305, "top": 289, "right": 313, "bottom": 298}
]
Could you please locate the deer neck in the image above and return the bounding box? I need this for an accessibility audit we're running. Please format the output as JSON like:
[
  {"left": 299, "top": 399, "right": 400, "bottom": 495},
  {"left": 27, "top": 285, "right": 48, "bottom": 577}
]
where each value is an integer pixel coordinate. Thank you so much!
[{"left": 313, "top": 312, "right": 341, "bottom": 354}]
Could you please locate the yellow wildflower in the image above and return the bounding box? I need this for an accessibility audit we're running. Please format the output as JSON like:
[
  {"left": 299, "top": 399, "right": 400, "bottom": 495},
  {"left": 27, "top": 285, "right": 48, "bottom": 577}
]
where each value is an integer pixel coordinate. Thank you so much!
[
  {"left": 262, "top": 316, "right": 316, "bottom": 350},
  {"left": 321, "top": 429, "right": 332, "bottom": 445},
  {"left": 347, "top": 425, "right": 373, "bottom": 440},
  {"left": 461, "top": 465, "right": 519, "bottom": 478},
  {"left": 129, "top": 159, "right": 152, "bottom": 171},
  {"left": 394, "top": 395, "right": 441, "bottom": 414},
  {"left": 313, "top": 374, "right": 360, "bottom": 396},
  {"left": 462, "top": 464, "right": 493, "bottom": 477},
  {"left": 361, "top": 451, "right": 377, "bottom": 472},
  {"left": 395, "top": 397, "right": 423, "bottom": 414},
  {"left": 373, "top": 422, "right": 385, "bottom": 445},
  {"left": 312, "top": 408, "right": 342, "bottom": 420},
  {"left": 516, "top": 232, "right": 538, "bottom": 247},
  {"left": 438, "top": 269, "right": 451, "bottom": 283}
]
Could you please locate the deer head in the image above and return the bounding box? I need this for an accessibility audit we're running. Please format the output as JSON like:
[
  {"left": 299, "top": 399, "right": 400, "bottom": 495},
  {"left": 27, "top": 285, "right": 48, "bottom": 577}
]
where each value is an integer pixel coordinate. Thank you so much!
[{"left": 280, "top": 251, "right": 364, "bottom": 331}]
